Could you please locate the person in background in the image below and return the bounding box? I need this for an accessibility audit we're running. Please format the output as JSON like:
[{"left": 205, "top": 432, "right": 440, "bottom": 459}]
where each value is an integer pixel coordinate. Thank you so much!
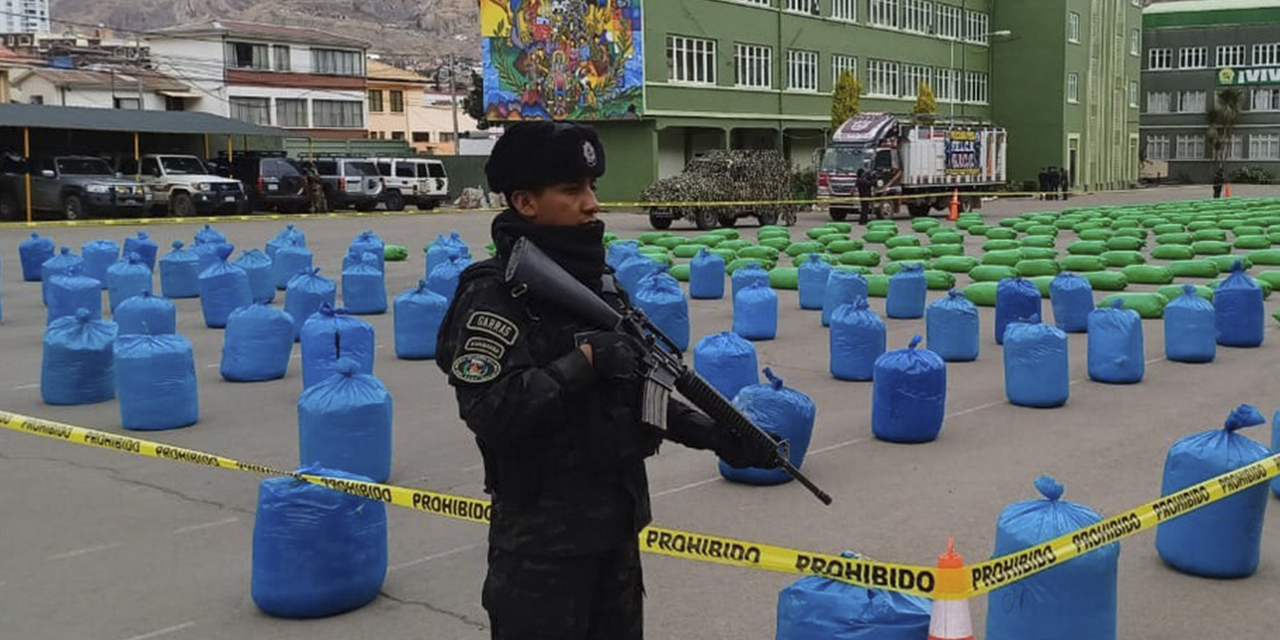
[{"left": 1213, "top": 167, "right": 1225, "bottom": 199}]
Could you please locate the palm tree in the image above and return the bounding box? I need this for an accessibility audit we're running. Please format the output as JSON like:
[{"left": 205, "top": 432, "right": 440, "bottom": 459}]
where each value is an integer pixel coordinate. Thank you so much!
[{"left": 1207, "top": 88, "right": 1244, "bottom": 171}]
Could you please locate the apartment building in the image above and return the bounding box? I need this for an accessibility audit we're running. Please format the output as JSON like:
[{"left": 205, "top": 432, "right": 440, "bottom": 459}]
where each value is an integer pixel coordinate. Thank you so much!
[
  {"left": 148, "top": 21, "right": 370, "bottom": 139},
  {"left": 0, "top": 0, "right": 50, "bottom": 34},
  {"left": 10, "top": 66, "right": 191, "bottom": 109}
]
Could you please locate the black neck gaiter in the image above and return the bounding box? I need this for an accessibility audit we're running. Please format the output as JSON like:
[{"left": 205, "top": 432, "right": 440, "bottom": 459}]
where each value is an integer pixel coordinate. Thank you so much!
[{"left": 491, "top": 208, "right": 607, "bottom": 292}]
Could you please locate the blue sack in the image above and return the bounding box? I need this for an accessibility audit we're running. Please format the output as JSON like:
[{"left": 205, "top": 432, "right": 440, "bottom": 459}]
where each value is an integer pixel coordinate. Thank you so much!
[
  {"left": 634, "top": 271, "right": 689, "bottom": 352},
  {"left": 298, "top": 359, "right": 393, "bottom": 482},
  {"left": 198, "top": 245, "right": 252, "bottom": 328},
  {"left": 342, "top": 252, "right": 388, "bottom": 315},
  {"left": 823, "top": 270, "right": 869, "bottom": 328},
  {"left": 996, "top": 277, "right": 1042, "bottom": 344},
  {"left": 985, "top": 476, "right": 1119, "bottom": 640},
  {"left": 886, "top": 263, "right": 927, "bottom": 319},
  {"left": 192, "top": 241, "right": 232, "bottom": 276},
  {"left": 348, "top": 230, "right": 385, "bottom": 273},
  {"left": 106, "top": 252, "right": 153, "bottom": 312},
  {"left": 1214, "top": 260, "right": 1264, "bottom": 347},
  {"left": 719, "top": 368, "right": 815, "bottom": 486},
  {"left": 285, "top": 268, "right": 337, "bottom": 340},
  {"left": 251, "top": 467, "right": 387, "bottom": 619},
  {"left": 830, "top": 298, "right": 885, "bottom": 381},
  {"left": 1087, "top": 299, "right": 1144, "bottom": 384},
  {"left": 221, "top": 304, "right": 295, "bottom": 382},
  {"left": 266, "top": 224, "right": 306, "bottom": 261},
  {"left": 617, "top": 253, "right": 661, "bottom": 295},
  {"left": 114, "top": 292, "right": 176, "bottom": 335},
  {"left": 693, "top": 332, "right": 759, "bottom": 402},
  {"left": 234, "top": 248, "right": 276, "bottom": 304},
  {"left": 41, "top": 247, "right": 84, "bottom": 305},
  {"left": 1165, "top": 284, "right": 1215, "bottom": 363},
  {"left": 81, "top": 239, "right": 120, "bottom": 290},
  {"left": 427, "top": 254, "right": 472, "bottom": 307},
  {"left": 776, "top": 556, "right": 931, "bottom": 640},
  {"left": 20, "top": 231, "right": 55, "bottom": 281},
  {"left": 426, "top": 232, "right": 471, "bottom": 280},
  {"left": 393, "top": 281, "right": 449, "bottom": 360},
  {"left": 123, "top": 231, "right": 158, "bottom": 271},
  {"left": 1049, "top": 272, "right": 1093, "bottom": 333},
  {"left": 41, "top": 309, "right": 117, "bottom": 405},
  {"left": 1003, "top": 316, "right": 1069, "bottom": 408},
  {"left": 606, "top": 240, "right": 639, "bottom": 271},
  {"left": 46, "top": 270, "right": 102, "bottom": 325},
  {"left": 689, "top": 248, "right": 726, "bottom": 300},
  {"left": 1156, "top": 405, "right": 1271, "bottom": 578},
  {"left": 159, "top": 241, "right": 202, "bottom": 299},
  {"left": 194, "top": 223, "right": 227, "bottom": 246},
  {"left": 301, "top": 304, "right": 376, "bottom": 389},
  {"left": 798, "top": 254, "right": 832, "bottom": 311},
  {"left": 731, "top": 262, "right": 770, "bottom": 299},
  {"left": 872, "top": 336, "right": 947, "bottom": 443},
  {"left": 115, "top": 332, "right": 198, "bottom": 431},
  {"left": 734, "top": 280, "right": 778, "bottom": 341},
  {"left": 926, "top": 290, "right": 979, "bottom": 362},
  {"left": 272, "top": 240, "right": 315, "bottom": 290}
]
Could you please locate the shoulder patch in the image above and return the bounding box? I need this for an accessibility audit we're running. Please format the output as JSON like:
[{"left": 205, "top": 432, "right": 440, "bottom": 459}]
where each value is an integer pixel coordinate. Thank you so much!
[
  {"left": 452, "top": 353, "right": 503, "bottom": 384},
  {"left": 464, "top": 336, "right": 507, "bottom": 360},
  {"left": 466, "top": 311, "right": 519, "bottom": 346}
]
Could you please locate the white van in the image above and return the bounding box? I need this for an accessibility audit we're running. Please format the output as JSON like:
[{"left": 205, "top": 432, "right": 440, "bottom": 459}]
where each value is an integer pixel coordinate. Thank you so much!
[{"left": 370, "top": 157, "right": 449, "bottom": 211}]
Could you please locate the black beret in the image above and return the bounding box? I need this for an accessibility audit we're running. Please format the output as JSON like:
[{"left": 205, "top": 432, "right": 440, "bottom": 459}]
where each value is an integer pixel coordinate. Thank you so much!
[{"left": 486, "top": 122, "right": 606, "bottom": 194}]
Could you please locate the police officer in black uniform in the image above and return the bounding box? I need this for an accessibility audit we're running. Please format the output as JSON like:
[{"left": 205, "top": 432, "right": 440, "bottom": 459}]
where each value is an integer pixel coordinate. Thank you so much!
[{"left": 436, "top": 121, "right": 781, "bottom": 640}]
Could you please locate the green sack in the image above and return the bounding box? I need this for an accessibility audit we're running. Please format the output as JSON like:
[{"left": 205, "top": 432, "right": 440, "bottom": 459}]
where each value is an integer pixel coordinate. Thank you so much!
[
  {"left": 711, "top": 248, "right": 738, "bottom": 262},
  {"left": 673, "top": 244, "right": 703, "bottom": 258},
  {"left": 930, "top": 232, "right": 965, "bottom": 245},
  {"left": 1166, "top": 260, "right": 1220, "bottom": 278},
  {"left": 1151, "top": 245, "right": 1195, "bottom": 261},
  {"left": 710, "top": 228, "right": 741, "bottom": 239},
  {"left": 1192, "top": 228, "right": 1228, "bottom": 242},
  {"left": 1000, "top": 218, "right": 1023, "bottom": 228},
  {"left": 1105, "top": 236, "right": 1145, "bottom": 251},
  {"left": 760, "top": 237, "right": 792, "bottom": 251},
  {"left": 1152, "top": 223, "right": 1185, "bottom": 235},
  {"left": 656, "top": 236, "right": 690, "bottom": 250},
  {"left": 1249, "top": 249, "right": 1280, "bottom": 265},
  {"left": 966, "top": 224, "right": 992, "bottom": 237},
  {"left": 963, "top": 282, "right": 999, "bottom": 307},
  {"left": 1026, "top": 275, "right": 1055, "bottom": 298},
  {"left": 603, "top": 232, "right": 619, "bottom": 244},
  {"left": 785, "top": 241, "right": 824, "bottom": 257},
  {"left": 1083, "top": 271, "right": 1128, "bottom": 291},
  {"left": 885, "top": 235, "right": 922, "bottom": 248},
  {"left": 867, "top": 220, "right": 898, "bottom": 230},
  {"left": 1112, "top": 228, "right": 1148, "bottom": 240},
  {"left": 866, "top": 274, "right": 890, "bottom": 298},
  {"left": 1016, "top": 247, "right": 1056, "bottom": 261},
  {"left": 1020, "top": 235, "right": 1057, "bottom": 249},
  {"left": 1066, "top": 241, "right": 1107, "bottom": 255},
  {"left": 1012, "top": 221, "right": 1035, "bottom": 233},
  {"left": 1121, "top": 264, "right": 1174, "bottom": 285},
  {"left": 929, "top": 244, "right": 966, "bottom": 258},
  {"left": 1234, "top": 225, "right": 1266, "bottom": 237},
  {"left": 968, "top": 265, "right": 1019, "bottom": 282},
  {"left": 1026, "top": 225, "right": 1058, "bottom": 237},
  {"left": 912, "top": 218, "right": 942, "bottom": 233},
  {"left": 1207, "top": 255, "right": 1252, "bottom": 272},
  {"left": 1192, "top": 241, "right": 1232, "bottom": 256},
  {"left": 384, "top": 245, "right": 409, "bottom": 261},
  {"left": 1078, "top": 229, "right": 1113, "bottom": 242},
  {"left": 1256, "top": 270, "right": 1280, "bottom": 290},
  {"left": 1060, "top": 255, "right": 1106, "bottom": 272},
  {"left": 1140, "top": 218, "right": 1171, "bottom": 229},
  {"left": 670, "top": 264, "right": 691, "bottom": 282},
  {"left": 717, "top": 239, "right": 752, "bottom": 252},
  {"left": 1235, "top": 235, "right": 1272, "bottom": 250},
  {"left": 769, "top": 267, "right": 800, "bottom": 290},
  {"left": 983, "top": 239, "right": 1022, "bottom": 252},
  {"left": 827, "top": 240, "right": 865, "bottom": 254},
  {"left": 834, "top": 264, "right": 874, "bottom": 275},
  {"left": 739, "top": 245, "right": 782, "bottom": 260},
  {"left": 1101, "top": 250, "right": 1145, "bottom": 267},
  {"left": 1015, "top": 259, "right": 1060, "bottom": 277},
  {"left": 647, "top": 252, "right": 674, "bottom": 266},
  {"left": 692, "top": 234, "right": 725, "bottom": 247},
  {"left": 883, "top": 260, "right": 930, "bottom": 275},
  {"left": 1185, "top": 220, "right": 1217, "bottom": 232},
  {"left": 985, "top": 228, "right": 1018, "bottom": 241},
  {"left": 864, "top": 230, "right": 897, "bottom": 244},
  {"left": 807, "top": 226, "right": 840, "bottom": 240},
  {"left": 638, "top": 231, "right": 671, "bottom": 245},
  {"left": 791, "top": 253, "right": 839, "bottom": 267},
  {"left": 933, "top": 255, "right": 980, "bottom": 273},
  {"left": 816, "top": 233, "right": 848, "bottom": 246},
  {"left": 726, "top": 258, "right": 770, "bottom": 274},
  {"left": 981, "top": 250, "right": 1023, "bottom": 266},
  {"left": 758, "top": 226, "right": 790, "bottom": 240},
  {"left": 955, "top": 217, "right": 982, "bottom": 230},
  {"left": 1155, "top": 232, "right": 1192, "bottom": 245},
  {"left": 925, "top": 270, "right": 957, "bottom": 291},
  {"left": 638, "top": 245, "right": 668, "bottom": 257},
  {"left": 1157, "top": 284, "right": 1213, "bottom": 302},
  {"left": 826, "top": 222, "right": 853, "bottom": 233},
  {"left": 839, "top": 250, "right": 882, "bottom": 267},
  {"left": 1099, "top": 293, "right": 1167, "bottom": 319},
  {"left": 888, "top": 246, "right": 932, "bottom": 262}
]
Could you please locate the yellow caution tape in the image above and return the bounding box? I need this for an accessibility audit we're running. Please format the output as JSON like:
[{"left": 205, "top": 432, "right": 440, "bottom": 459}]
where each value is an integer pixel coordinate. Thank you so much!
[{"left": 2, "top": 408, "right": 1276, "bottom": 600}]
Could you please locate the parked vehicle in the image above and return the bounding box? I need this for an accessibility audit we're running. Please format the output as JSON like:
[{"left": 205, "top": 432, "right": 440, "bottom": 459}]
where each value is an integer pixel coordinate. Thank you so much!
[
  {"left": 0, "top": 153, "right": 28, "bottom": 220},
  {"left": 640, "top": 149, "right": 797, "bottom": 230},
  {"left": 120, "top": 154, "right": 246, "bottom": 217},
  {"left": 369, "top": 157, "right": 449, "bottom": 211},
  {"left": 305, "top": 157, "right": 384, "bottom": 211},
  {"left": 0, "top": 156, "right": 152, "bottom": 220},
  {"left": 225, "top": 151, "right": 307, "bottom": 213},
  {"left": 817, "top": 112, "right": 1008, "bottom": 220}
]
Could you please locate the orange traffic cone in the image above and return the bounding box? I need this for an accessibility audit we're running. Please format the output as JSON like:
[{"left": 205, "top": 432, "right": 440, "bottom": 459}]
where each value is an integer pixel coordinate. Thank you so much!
[
  {"left": 927, "top": 538, "right": 974, "bottom": 640},
  {"left": 1225, "top": 182, "right": 1232, "bottom": 198},
  {"left": 947, "top": 189, "right": 960, "bottom": 221}
]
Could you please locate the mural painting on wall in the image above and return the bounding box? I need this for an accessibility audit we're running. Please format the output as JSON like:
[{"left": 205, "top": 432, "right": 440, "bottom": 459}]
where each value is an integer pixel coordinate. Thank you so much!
[{"left": 480, "top": 0, "right": 644, "bottom": 121}]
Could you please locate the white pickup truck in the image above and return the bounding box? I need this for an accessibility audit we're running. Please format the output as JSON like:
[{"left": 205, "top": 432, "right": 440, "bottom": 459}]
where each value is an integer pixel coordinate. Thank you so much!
[{"left": 123, "top": 154, "right": 247, "bottom": 217}]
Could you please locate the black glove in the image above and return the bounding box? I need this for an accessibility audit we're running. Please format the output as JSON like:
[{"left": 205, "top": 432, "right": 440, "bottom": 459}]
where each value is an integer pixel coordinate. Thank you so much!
[
  {"left": 584, "top": 332, "right": 646, "bottom": 381},
  {"left": 717, "top": 429, "right": 784, "bottom": 470}
]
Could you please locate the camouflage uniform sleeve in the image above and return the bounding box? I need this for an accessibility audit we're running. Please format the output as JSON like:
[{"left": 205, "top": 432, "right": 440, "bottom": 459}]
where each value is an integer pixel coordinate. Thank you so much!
[{"left": 438, "top": 279, "right": 596, "bottom": 446}]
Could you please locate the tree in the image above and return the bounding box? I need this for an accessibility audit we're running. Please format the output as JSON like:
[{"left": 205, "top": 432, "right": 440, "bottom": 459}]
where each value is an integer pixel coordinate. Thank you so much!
[
  {"left": 912, "top": 82, "right": 937, "bottom": 125},
  {"left": 462, "top": 70, "right": 492, "bottom": 130},
  {"left": 831, "top": 71, "right": 861, "bottom": 129},
  {"left": 1206, "top": 87, "right": 1244, "bottom": 171}
]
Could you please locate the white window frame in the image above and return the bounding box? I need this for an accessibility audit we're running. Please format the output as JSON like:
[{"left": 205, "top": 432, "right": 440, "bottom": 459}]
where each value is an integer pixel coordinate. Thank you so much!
[
  {"left": 936, "top": 4, "right": 963, "bottom": 40},
  {"left": 1175, "top": 135, "right": 1205, "bottom": 160},
  {"left": 229, "top": 96, "right": 270, "bottom": 125},
  {"left": 1249, "top": 134, "right": 1280, "bottom": 160},
  {"left": 903, "top": 0, "right": 934, "bottom": 34},
  {"left": 786, "top": 0, "right": 821, "bottom": 15},
  {"left": 1147, "top": 92, "right": 1171, "bottom": 114},
  {"left": 1067, "top": 12, "right": 1080, "bottom": 44},
  {"left": 1067, "top": 73, "right": 1079, "bottom": 104},
  {"left": 964, "top": 71, "right": 988, "bottom": 104},
  {"left": 1253, "top": 43, "right": 1280, "bottom": 67},
  {"left": 831, "top": 54, "right": 857, "bottom": 90},
  {"left": 667, "top": 35, "right": 717, "bottom": 85},
  {"left": 902, "top": 63, "right": 930, "bottom": 100},
  {"left": 1146, "top": 135, "right": 1170, "bottom": 160},
  {"left": 1128, "top": 81, "right": 1138, "bottom": 108},
  {"left": 275, "top": 98, "right": 308, "bottom": 128},
  {"left": 734, "top": 43, "right": 773, "bottom": 89},
  {"left": 1178, "top": 47, "right": 1208, "bottom": 70},
  {"left": 867, "top": 59, "right": 900, "bottom": 98},
  {"left": 311, "top": 48, "right": 363, "bottom": 76},
  {"left": 787, "top": 49, "right": 819, "bottom": 92},
  {"left": 1178, "top": 90, "right": 1206, "bottom": 113},
  {"left": 1130, "top": 29, "right": 1140, "bottom": 56},
  {"left": 1148, "top": 48, "right": 1172, "bottom": 70},
  {"left": 1216, "top": 45, "right": 1244, "bottom": 68},
  {"left": 832, "top": 0, "right": 856, "bottom": 21},
  {"left": 1250, "top": 88, "right": 1280, "bottom": 112},
  {"left": 964, "top": 11, "right": 989, "bottom": 44},
  {"left": 935, "top": 67, "right": 958, "bottom": 102},
  {"left": 312, "top": 99, "right": 364, "bottom": 128},
  {"left": 1226, "top": 135, "right": 1244, "bottom": 160},
  {"left": 736, "top": 0, "right": 770, "bottom": 5},
  {"left": 869, "top": 0, "right": 900, "bottom": 28}
]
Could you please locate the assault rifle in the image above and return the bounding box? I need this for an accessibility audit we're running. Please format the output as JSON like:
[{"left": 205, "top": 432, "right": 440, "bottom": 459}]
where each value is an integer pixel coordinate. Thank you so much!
[{"left": 505, "top": 237, "right": 833, "bottom": 506}]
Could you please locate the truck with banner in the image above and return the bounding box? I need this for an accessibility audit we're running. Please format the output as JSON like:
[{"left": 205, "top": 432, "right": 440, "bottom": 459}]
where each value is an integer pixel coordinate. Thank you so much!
[{"left": 816, "top": 112, "right": 1008, "bottom": 221}]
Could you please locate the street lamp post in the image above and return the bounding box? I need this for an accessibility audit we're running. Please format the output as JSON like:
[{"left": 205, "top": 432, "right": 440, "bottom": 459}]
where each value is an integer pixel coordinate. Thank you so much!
[
  {"left": 449, "top": 34, "right": 469, "bottom": 156},
  {"left": 951, "top": 29, "right": 1012, "bottom": 120}
]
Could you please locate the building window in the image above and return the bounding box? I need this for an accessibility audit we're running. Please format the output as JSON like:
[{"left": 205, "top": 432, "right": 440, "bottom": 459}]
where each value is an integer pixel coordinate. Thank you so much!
[
  {"left": 869, "top": 0, "right": 899, "bottom": 28},
  {"left": 1217, "top": 45, "right": 1246, "bottom": 68},
  {"left": 964, "top": 11, "right": 989, "bottom": 44},
  {"left": 734, "top": 43, "right": 772, "bottom": 89},
  {"left": 787, "top": 49, "right": 818, "bottom": 91},
  {"left": 368, "top": 89, "right": 384, "bottom": 112},
  {"left": 964, "top": 71, "right": 987, "bottom": 104},
  {"left": 1226, "top": 135, "right": 1244, "bottom": 160},
  {"left": 440, "top": 132, "right": 456, "bottom": 143},
  {"left": 786, "top": 0, "right": 820, "bottom": 14},
  {"left": 832, "top": 0, "right": 856, "bottom": 21},
  {"left": 229, "top": 97, "right": 270, "bottom": 125},
  {"left": 1129, "top": 29, "right": 1140, "bottom": 56},
  {"left": 1253, "top": 43, "right": 1280, "bottom": 67},
  {"left": 1146, "top": 135, "right": 1170, "bottom": 160},
  {"left": 1148, "top": 48, "right": 1172, "bottom": 70},
  {"left": 1066, "top": 73, "right": 1079, "bottom": 104},
  {"left": 1067, "top": 12, "right": 1080, "bottom": 44},
  {"left": 867, "top": 59, "right": 899, "bottom": 97},
  {"left": 1179, "top": 90, "right": 1206, "bottom": 113},
  {"left": 667, "top": 35, "right": 716, "bottom": 84},
  {"left": 165, "top": 96, "right": 185, "bottom": 111},
  {"left": 831, "top": 54, "right": 857, "bottom": 90},
  {"left": 737, "top": 0, "right": 770, "bottom": 5},
  {"left": 1128, "top": 81, "right": 1138, "bottom": 108},
  {"left": 273, "top": 45, "right": 291, "bottom": 72},
  {"left": 228, "top": 41, "right": 269, "bottom": 70},
  {"left": 28, "top": 95, "right": 44, "bottom": 105},
  {"left": 390, "top": 90, "right": 405, "bottom": 113},
  {"left": 935, "top": 67, "right": 958, "bottom": 102},
  {"left": 902, "top": 63, "right": 930, "bottom": 100},
  {"left": 936, "top": 4, "right": 962, "bottom": 39},
  {"left": 1147, "top": 92, "right": 1171, "bottom": 113},
  {"left": 391, "top": 131, "right": 406, "bottom": 141},
  {"left": 312, "top": 49, "right": 363, "bottom": 76},
  {"left": 312, "top": 100, "right": 364, "bottom": 128},
  {"left": 1251, "top": 88, "right": 1280, "bottom": 111},
  {"left": 1175, "top": 135, "right": 1205, "bottom": 160},
  {"left": 1249, "top": 134, "right": 1280, "bottom": 160},
  {"left": 1178, "top": 47, "right": 1207, "bottom": 69},
  {"left": 276, "top": 98, "right": 308, "bottom": 127},
  {"left": 903, "top": 0, "right": 933, "bottom": 34},
  {"left": 412, "top": 132, "right": 432, "bottom": 143},
  {"left": 114, "top": 97, "right": 141, "bottom": 110}
]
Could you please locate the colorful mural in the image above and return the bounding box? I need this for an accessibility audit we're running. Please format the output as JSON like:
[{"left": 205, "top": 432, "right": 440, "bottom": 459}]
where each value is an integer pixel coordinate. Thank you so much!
[{"left": 480, "top": 0, "right": 644, "bottom": 121}]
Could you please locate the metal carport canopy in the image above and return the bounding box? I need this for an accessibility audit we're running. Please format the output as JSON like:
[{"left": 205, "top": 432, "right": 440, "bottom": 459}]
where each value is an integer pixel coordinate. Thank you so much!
[{"left": 0, "top": 103, "right": 287, "bottom": 136}]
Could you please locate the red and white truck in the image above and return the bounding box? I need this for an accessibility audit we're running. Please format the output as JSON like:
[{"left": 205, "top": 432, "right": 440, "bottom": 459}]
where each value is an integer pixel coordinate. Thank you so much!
[{"left": 816, "top": 112, "right": 1008, "bottom": 221}]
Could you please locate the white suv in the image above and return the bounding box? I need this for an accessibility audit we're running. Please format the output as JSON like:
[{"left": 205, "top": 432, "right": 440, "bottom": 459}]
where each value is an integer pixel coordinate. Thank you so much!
[
  {"left": 125, "top": 155, "right": 246, "bottom": 216},
  {"left": 370, "top": 157, "right": 449, "bottom": 211}
]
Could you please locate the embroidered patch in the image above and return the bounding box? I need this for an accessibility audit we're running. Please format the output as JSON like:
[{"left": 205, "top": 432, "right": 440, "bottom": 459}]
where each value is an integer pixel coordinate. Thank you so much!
[
  {"left": 452, "top": 353, "right": 502, "bottom": 384},
  {"left": 582, "top": 140, "right": 598, "bottom": 167},
  {"left": 466, "top": 311, "right": 519, "bottom": 346},
  {"left": 464, "top": 336, "right": 506, "bottom": 360}
]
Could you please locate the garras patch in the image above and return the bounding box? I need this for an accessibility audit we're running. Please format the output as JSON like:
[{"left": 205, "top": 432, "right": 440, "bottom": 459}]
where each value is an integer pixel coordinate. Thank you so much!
[
  {"left": 466, "top": 311, "right": 519, "bottom": 346},
  {"left": 452, "top": 353, "right": 502, "bottom": 384}
]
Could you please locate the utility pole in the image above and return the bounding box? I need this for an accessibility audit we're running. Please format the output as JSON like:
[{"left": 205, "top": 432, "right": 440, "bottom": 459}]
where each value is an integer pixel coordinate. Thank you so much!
[{"left": 449, "top": 52, "right": 460, "bottom": 156}]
